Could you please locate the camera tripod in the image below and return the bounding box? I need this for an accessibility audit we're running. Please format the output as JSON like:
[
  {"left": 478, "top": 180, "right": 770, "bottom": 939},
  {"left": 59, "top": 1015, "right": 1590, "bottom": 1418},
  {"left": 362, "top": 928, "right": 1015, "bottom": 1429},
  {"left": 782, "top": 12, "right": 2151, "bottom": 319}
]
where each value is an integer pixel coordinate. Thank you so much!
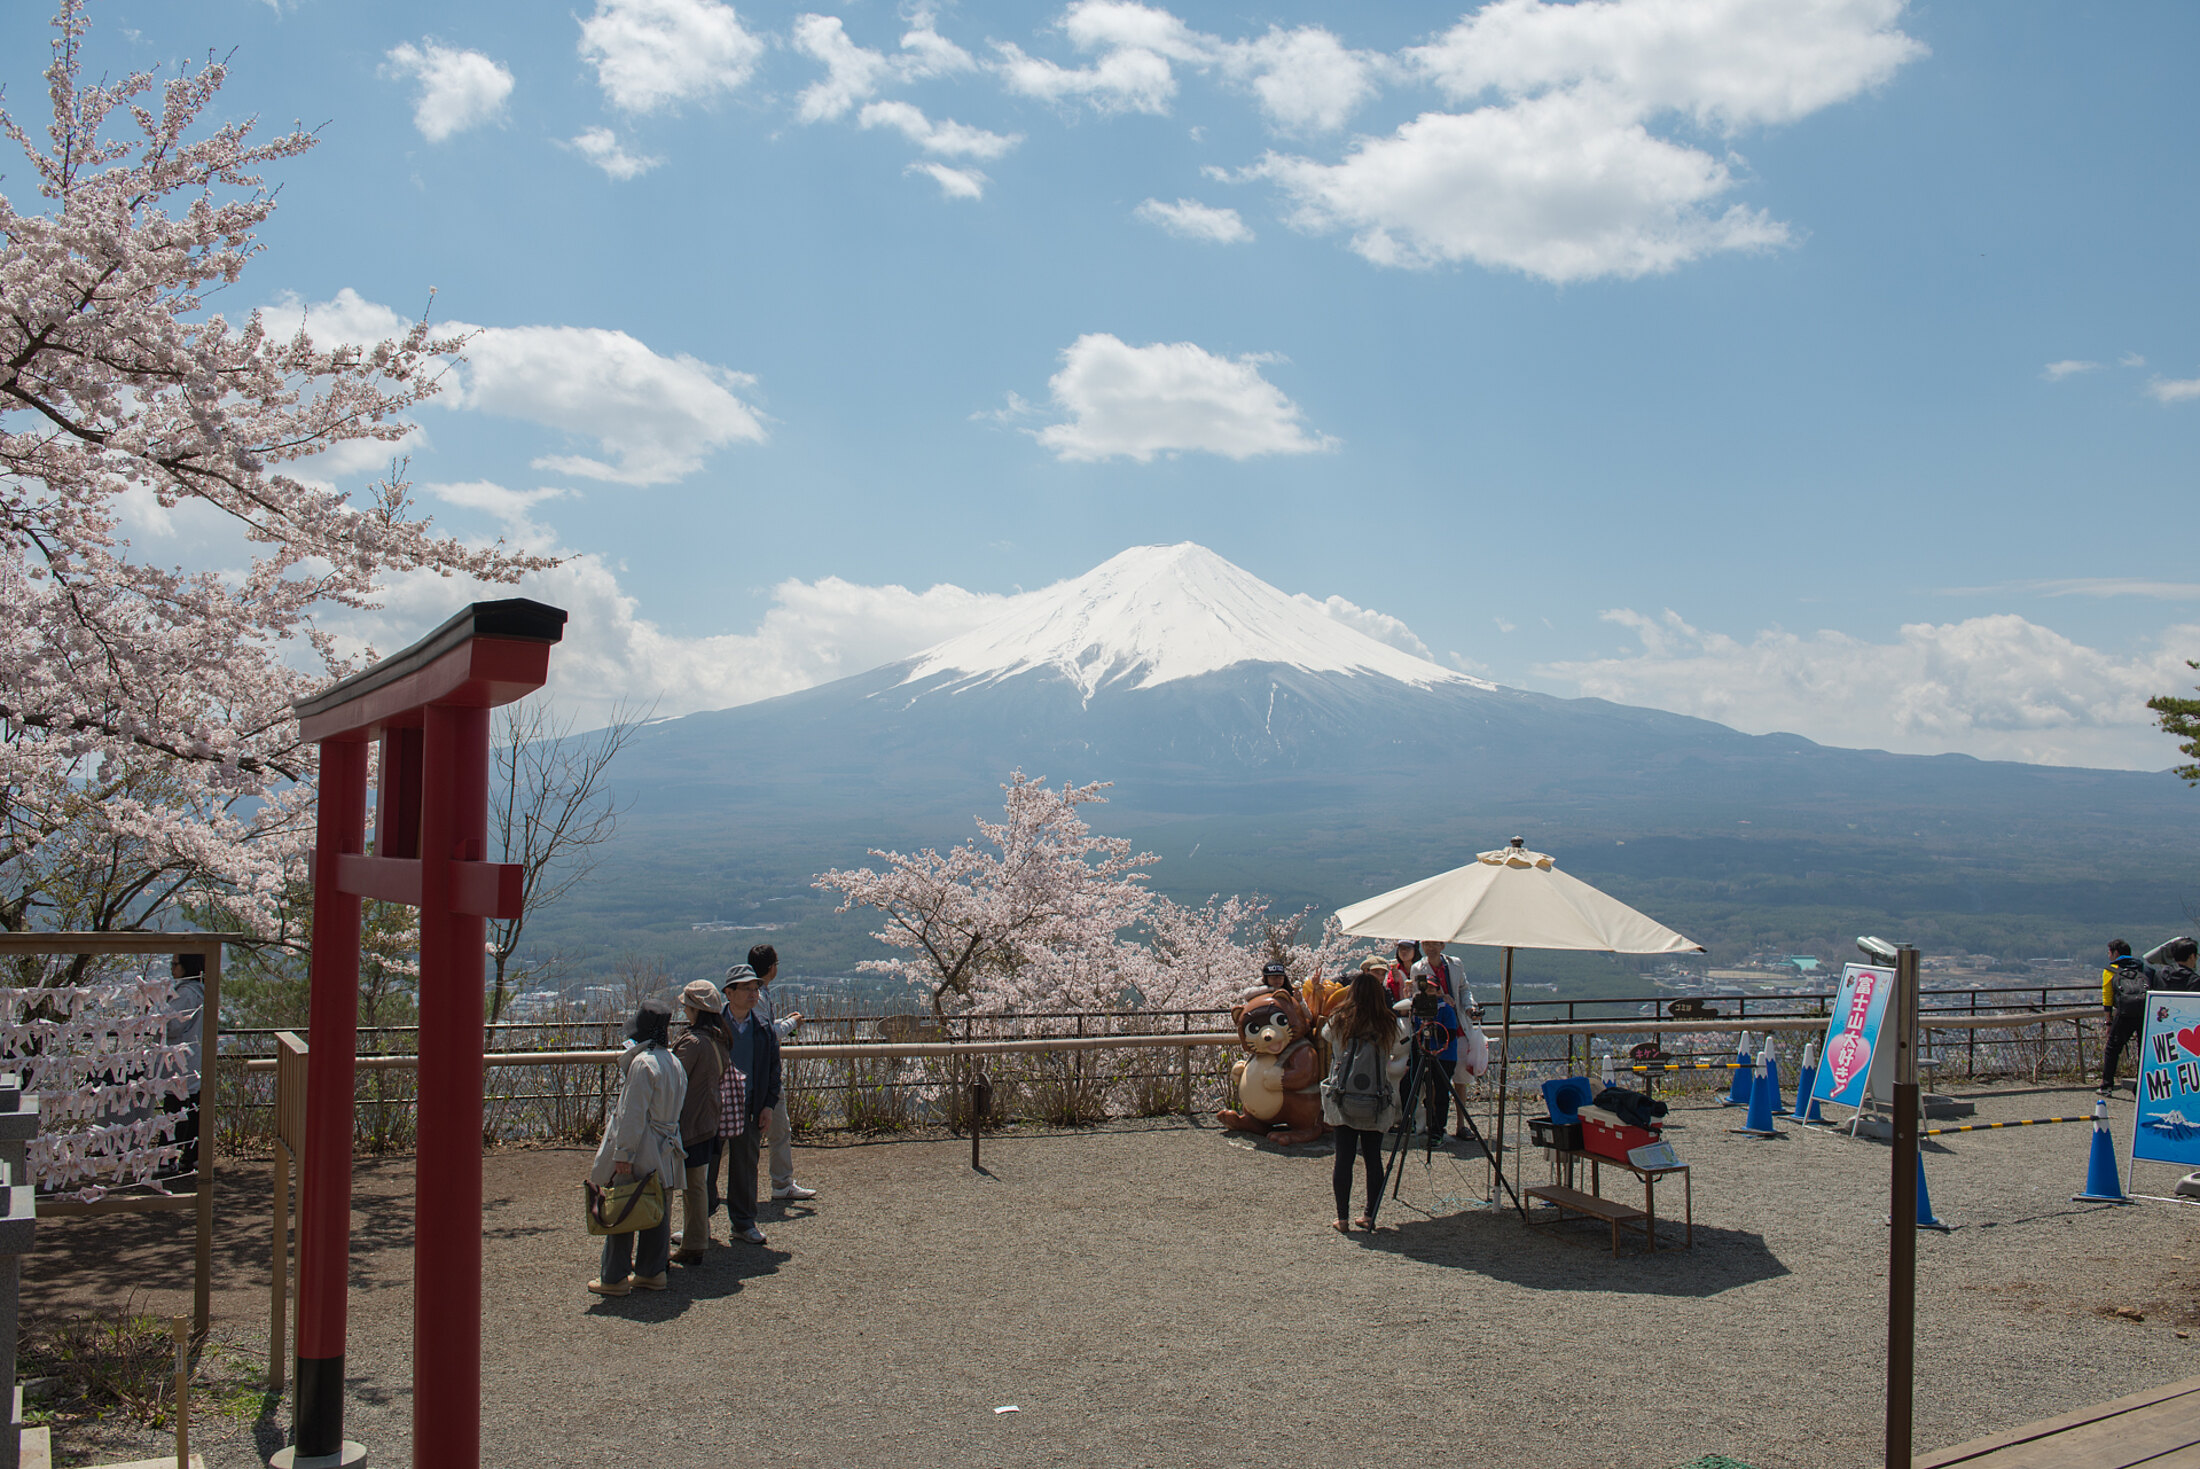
[{"left": 1373, "top": 1021, "right": 1520, "bottom": 1224}]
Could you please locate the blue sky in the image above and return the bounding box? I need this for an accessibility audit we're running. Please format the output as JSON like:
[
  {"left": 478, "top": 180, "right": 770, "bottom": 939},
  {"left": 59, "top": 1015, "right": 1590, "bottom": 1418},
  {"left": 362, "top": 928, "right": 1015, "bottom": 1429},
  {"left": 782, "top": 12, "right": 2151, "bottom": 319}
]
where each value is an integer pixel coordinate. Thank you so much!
[{"left": 10, "top": 0, "right": 2198, "bottom": 768}]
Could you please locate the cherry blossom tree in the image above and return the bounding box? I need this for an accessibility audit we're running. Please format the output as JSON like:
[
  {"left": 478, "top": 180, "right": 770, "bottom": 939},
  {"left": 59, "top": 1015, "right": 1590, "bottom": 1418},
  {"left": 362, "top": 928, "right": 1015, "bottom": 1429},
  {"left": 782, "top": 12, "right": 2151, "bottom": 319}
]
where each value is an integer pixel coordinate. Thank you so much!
[
  {"left": 1133, "top": 893, "right": 1263, "bottom": 1011},
  {"left": 1, "top": 2, "right": 544, "bottom": 941},
  {"left": 815, "top": 771, "right": 1160, "bottom": 1018}
]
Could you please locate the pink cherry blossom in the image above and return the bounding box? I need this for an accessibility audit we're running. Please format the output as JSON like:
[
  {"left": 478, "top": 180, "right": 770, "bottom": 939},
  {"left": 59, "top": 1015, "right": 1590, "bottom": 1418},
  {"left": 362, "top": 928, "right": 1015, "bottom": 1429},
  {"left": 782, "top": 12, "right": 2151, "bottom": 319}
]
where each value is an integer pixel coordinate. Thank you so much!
[{"left": 2, "top": 3, "right": 545, "bottom": 937}]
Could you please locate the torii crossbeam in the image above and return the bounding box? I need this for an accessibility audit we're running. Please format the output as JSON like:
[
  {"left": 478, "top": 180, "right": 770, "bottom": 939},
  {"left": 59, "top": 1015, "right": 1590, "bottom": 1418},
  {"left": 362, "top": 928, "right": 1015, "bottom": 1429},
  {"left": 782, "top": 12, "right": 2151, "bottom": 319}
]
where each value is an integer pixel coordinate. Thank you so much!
[{"left": 282, "top": 599, "right": 566, "bottom": 1469}]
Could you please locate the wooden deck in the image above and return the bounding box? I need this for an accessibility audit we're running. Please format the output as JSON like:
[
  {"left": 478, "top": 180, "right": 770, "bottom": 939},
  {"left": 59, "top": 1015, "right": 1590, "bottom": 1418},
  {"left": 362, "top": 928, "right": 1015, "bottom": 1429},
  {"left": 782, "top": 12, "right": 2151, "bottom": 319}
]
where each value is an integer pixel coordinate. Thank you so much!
[{"left": 1916, "top": 1375, "right": 2200, "bottom": 1467}]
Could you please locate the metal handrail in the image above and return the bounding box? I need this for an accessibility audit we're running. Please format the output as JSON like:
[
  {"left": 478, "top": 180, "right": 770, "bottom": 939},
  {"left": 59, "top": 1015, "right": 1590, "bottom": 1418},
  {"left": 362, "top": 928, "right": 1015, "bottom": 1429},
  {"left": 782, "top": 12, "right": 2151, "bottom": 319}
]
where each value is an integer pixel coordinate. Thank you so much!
[{"left": 211, "top": 980, "right": 2102, "bottom": 1053}]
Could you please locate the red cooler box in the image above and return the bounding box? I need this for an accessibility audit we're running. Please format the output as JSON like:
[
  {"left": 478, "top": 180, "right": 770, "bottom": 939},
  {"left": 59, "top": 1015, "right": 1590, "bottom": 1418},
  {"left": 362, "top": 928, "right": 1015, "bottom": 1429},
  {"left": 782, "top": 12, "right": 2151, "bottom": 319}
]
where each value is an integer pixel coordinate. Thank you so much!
[{"left": 1579, "top": 1105, "right": 1661, "bottom": 1161}]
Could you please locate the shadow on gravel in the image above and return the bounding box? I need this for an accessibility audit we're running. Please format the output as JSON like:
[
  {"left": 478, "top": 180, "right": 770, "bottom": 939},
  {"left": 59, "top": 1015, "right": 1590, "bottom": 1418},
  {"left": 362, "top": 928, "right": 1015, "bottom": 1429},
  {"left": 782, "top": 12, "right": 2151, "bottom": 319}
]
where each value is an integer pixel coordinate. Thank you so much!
[
  {"left": 583, "top": 1247, "right": 791, "bottom": 1320},
  {"left": 1359, "top": 1212, "right": 1790, "bottom": 1297}
]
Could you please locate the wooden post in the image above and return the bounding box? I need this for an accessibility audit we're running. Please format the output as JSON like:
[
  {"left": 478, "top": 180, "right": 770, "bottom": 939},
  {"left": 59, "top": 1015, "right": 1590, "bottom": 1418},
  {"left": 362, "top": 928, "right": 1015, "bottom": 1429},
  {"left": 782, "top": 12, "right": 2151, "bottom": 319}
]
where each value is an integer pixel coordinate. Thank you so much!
[
  {"left": 1886, "top": 944, "right": 1921, "bottom": 1469},
  {"left": 293, "top": 736, "right": 365, "bottom": 1462},
  {"left": 193, "top": 941, "right": 219, "bottom": 1342},
  {"left": 172, "top": 1315, "right": 189, "bottom": 1469},
  {"left": 1495, "top": 945, "right": 1516, "bottom": 1213},
  {"left": 268, "top": 1032, "right": 306, "bottom": 1393},
  {"left": 414, "top": 701, "right": 491, "bottom": 1467}
]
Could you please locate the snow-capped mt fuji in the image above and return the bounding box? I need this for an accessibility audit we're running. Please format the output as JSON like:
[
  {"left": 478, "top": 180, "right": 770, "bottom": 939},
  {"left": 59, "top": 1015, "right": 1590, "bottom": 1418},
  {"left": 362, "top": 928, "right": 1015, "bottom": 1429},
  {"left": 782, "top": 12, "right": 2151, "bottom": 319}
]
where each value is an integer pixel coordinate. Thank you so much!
[
  {"left": 903, "top": 542, "right": 1492, "bottom": 700},
  {"left": 593, "top": 542, "right": 2184, "bottom": 978}
]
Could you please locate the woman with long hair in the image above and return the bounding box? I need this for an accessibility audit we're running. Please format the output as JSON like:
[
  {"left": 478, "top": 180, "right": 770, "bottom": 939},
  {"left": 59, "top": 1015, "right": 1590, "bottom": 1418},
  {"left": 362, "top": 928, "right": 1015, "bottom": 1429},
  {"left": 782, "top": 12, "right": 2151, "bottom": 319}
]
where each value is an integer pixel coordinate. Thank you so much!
[{"left": 1320, "top": 967, "right": 1406, "bottom": 1231}]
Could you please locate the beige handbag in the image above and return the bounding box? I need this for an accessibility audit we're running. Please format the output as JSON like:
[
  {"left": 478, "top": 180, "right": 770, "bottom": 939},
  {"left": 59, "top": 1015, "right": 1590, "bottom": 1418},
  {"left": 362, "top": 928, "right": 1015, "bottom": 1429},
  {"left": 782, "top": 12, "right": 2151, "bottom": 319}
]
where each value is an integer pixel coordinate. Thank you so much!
[{"left": 583, "top": 1173, "right": 665, "bottom": 1236}]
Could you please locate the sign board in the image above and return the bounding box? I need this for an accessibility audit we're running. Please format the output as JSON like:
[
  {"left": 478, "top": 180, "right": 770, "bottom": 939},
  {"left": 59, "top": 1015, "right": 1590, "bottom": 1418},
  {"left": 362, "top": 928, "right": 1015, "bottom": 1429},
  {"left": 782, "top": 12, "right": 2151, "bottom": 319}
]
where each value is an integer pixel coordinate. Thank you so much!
[
  {"left": 2131, "top": 991, "right": 2200, "bottom": 1170},
  {"left": 1812, "top": 963, "right": 1896, "bottom": 1109}
]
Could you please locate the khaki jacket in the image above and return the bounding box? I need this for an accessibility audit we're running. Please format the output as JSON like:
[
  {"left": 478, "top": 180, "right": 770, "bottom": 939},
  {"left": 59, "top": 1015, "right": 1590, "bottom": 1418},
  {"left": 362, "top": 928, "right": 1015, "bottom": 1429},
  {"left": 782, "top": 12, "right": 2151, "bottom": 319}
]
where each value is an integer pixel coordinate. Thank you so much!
[{"left": 672, "top": 1019, "right": 729, "bottom": 1146}]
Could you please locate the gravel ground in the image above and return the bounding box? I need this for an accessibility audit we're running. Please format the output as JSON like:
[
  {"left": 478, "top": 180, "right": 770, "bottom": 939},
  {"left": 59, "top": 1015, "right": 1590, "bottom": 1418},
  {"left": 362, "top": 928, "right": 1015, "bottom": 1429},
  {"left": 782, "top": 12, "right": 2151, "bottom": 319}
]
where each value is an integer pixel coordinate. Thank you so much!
[{"left": 24, "top": 1082, "right": 2198, "bottom": 1469}]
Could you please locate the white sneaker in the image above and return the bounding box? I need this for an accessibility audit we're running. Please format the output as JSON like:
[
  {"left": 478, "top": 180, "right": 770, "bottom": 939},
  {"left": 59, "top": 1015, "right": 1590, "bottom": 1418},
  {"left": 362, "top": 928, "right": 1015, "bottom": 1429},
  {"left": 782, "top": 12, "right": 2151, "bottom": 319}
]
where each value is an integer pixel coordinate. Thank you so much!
[
  {"left": 739, "top": 1225, "right": 768, "bottom": 1245},
  {"left": 772, "top": 1182, "right": 817, "bottom": 1200}
]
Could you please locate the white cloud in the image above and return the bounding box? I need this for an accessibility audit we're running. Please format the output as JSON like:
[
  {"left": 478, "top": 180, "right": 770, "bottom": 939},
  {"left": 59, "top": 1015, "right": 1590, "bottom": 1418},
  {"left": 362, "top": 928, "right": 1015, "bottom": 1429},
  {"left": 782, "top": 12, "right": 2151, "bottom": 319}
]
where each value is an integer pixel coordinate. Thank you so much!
[
  {"left": 1294, "top": 593, "right": 1434, "bottom": 660},
  {"left": 1249, "top": 0, "right": 1918, "bottom": 281},
  {"left": 971, "top": 391, "right": 1040, "bottom": 423},
  {"left": 906, "top": 161, "right": 989, "bottom": 199},
  {"left": 1060, "top": 0, "right": 1211, "bottom": 61},
  {"left": 2120, "top": 351, "right": 2148, "bottom": 367},
  {"left": 299, "top": 426, "right": 431, "bottom": 481},
  {"left": 993, "top": 40, "right": 1179, "bottom": 114},
  {"left": 564, "top": 126, "right": 663, "bottom": 180},
  {"left": 791, "top": 14, "right": 896, "bottom": 122},
  {"left": 1410, "top": 0, "right": 1922, "bottom": 129},
  {"left": 2147, "top": 375, "right": 2200, "bottom": 404},
  {"left": 860, "top": 101, "right": 1020, "bottom": 160},
  {"left": 578, "top": 0, "right": 764, "bottom": 113},
  {"left": 993, "top": 0, "right": 1215, "bottom": 115},
  {"left": 1032, "top": 333, "right": 1335, "bottom": 463},
  {"left": 1540, "top": 607, "right": 2200, "bottom": 769},
  {"left": 898, "top": 8, "right": 978, "bottom": 79},
  {"left": 453, "top": 325, "right": 766, "bottom": 485},
  {"left": 2041, "top": 359, "right": 2100, "bottom": 381},
  {"left": 382, "top": 41, "right": 514, "bottom": 142},
  {"left": 357, "top": 550, "right": 1012, "bottom": 729},
  {"left": 790, "top": 10, "right": 977, "bottom": 124},
  {"left": 425, "top": 481, "right": 573, "bottom": 545},
  {"left": 1135, "top": 197, "right": 1252, "bottom": 243},
  {"left": 1221, "top": 26, "right": 1382, "bottom": 134},
  {"left": 260, "top": 287, "right": 416, "bottom": 347},
  {"left": 1250, "top": 88, "right": 1788, "bottom": 278},
  {"left": 264, "top": 291, "right": 765, "bottom": 487}
]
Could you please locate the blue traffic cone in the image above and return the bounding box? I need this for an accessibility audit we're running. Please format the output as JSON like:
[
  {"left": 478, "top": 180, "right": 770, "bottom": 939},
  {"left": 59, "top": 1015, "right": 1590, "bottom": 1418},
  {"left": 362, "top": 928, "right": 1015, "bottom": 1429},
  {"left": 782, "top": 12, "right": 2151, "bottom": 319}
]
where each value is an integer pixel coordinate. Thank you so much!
[
  {"left": 1723, "top": 1032, "right": 1755, "bottom": 1105},
  {"left": 1762, "top": 1041, "right": 1786, "bottom": 1113},
  {"left": 1791, "top": 1041, "right": 1826, "bottom": 1122},
  {"left": 1915, "top": 1152, "right": 1950, "bottom": 1231},
  {"left": 1736, "top": 1049, "right": 1782, "bottom": 1136},
  {"left": 1600, "top": 1052, "right": 1616, "bottom": 1089},
  {"left": 2073, "top": 1097, "right": 2133, "bottom": 1204}
]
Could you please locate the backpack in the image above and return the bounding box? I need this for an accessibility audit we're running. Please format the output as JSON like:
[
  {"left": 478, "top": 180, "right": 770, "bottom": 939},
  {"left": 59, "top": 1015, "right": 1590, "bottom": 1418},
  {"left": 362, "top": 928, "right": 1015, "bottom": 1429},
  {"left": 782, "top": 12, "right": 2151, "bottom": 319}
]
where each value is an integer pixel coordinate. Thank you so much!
[
  {"left": 1325, "top": 1034, "right": 1390, "bottom": 1131},
  {"left": 2110, "top": 958, "right": 2154, "bottom": 1006}
]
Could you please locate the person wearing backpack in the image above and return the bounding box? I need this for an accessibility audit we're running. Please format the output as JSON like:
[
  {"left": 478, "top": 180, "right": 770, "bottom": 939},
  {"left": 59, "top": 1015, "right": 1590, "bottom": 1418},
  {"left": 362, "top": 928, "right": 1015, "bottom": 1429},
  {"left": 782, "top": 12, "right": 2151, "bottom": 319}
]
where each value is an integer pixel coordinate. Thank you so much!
[
  {"left": 2098, "top": 938, "right": 2155, "bottom": 1095},
  {"left": 1320, "top": 966, "right": 1407, "bottom": 1232}
]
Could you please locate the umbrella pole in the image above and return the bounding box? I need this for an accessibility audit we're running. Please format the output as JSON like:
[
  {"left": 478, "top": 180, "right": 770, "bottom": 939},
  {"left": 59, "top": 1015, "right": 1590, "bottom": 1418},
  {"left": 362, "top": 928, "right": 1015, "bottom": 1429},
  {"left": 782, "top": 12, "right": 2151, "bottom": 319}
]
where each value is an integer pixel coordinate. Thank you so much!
[{"left": 1495, "top": 945, "right": 1520, "bottom": 1214}]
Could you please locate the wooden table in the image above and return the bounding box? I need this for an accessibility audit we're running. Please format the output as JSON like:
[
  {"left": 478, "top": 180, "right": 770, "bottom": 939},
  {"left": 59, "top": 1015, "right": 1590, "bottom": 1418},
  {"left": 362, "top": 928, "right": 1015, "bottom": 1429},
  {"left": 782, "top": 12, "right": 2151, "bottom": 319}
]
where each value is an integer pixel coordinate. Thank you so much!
[{"left": 1524, "top": 1145, "right": 1691, "bottom": 1256}]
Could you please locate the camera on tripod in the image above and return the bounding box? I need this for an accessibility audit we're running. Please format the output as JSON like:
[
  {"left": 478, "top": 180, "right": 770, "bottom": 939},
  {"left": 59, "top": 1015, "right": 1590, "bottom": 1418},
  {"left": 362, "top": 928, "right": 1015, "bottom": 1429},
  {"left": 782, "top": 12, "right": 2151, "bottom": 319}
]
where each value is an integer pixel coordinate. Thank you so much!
[{"left": 1409, "top": 990, "right": 1449, "bottom": 1053}]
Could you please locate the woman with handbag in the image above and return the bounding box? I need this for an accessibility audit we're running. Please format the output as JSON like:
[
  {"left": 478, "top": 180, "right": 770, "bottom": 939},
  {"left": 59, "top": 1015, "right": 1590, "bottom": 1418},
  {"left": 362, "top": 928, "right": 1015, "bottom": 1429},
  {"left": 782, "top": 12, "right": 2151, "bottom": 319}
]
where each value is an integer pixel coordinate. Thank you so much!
[{"left": 588, "top": 998, "right": 687, "bottom": 1296}]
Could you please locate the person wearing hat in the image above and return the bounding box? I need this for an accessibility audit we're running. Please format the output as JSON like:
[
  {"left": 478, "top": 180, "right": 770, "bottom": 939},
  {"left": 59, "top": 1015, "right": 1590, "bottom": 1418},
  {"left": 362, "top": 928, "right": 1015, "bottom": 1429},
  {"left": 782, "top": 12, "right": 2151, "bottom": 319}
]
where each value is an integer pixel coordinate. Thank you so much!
[
  {"left": 588, "top": 998, "right": 687, "bottom": 1296},
  {"left": 715, "top": 963, "right": 784, "bottom": 1245},
  {"left": 670, "top": 979, "right": 731, "bottom": 1263}
]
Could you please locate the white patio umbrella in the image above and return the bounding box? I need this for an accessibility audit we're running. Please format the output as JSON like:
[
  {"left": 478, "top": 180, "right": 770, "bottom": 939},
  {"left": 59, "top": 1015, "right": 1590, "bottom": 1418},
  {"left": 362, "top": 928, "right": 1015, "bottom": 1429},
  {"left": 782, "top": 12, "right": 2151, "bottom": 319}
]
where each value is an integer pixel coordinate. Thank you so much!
[{"left": 1334, "top": 837, "right": 1703, "bottom": 1214}]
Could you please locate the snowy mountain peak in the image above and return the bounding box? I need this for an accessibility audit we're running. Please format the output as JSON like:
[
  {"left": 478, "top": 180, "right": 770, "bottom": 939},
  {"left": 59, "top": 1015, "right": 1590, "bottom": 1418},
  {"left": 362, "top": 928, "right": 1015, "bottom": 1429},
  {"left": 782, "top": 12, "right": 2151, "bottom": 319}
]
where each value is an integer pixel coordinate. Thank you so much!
[{"left": 901, "top": 542, "right": 1493, "bottom": 699}]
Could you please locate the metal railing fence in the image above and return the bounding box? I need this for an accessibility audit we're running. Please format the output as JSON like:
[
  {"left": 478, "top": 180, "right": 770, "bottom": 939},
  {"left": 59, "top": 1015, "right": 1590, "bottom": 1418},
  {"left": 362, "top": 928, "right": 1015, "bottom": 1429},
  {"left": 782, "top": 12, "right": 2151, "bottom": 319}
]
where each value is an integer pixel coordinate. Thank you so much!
[{"left": 208, "top": 981, "right": 2105, "bottom": 1151}]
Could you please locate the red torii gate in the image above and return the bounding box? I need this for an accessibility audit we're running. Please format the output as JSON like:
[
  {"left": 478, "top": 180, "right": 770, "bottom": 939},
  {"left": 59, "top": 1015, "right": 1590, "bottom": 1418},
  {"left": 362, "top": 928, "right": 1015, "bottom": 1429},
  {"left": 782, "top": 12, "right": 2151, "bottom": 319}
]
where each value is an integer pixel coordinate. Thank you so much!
[{"left": 281, "top": 599, "right": 566, "bottom": 1469}]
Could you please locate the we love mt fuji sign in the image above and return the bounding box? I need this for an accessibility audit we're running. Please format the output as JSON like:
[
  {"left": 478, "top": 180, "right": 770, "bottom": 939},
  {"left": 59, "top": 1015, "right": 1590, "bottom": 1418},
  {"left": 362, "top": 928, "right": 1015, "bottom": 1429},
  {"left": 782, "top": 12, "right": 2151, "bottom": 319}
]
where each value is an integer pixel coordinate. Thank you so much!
[
  {"left": 2133, "top": 992, "right": 2200, "bottom": 1170},
  {"left": 1813, "top": 963, "right": 1896, "bottom": 1112}
]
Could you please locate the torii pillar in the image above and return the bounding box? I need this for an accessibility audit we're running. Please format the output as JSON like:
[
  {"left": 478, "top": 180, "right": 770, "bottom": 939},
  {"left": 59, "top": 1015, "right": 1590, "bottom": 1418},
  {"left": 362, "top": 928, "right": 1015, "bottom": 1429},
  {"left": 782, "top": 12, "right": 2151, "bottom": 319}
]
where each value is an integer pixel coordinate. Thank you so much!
[{"left": 282, "top": 600, "right": 566, "bottom": 1468}]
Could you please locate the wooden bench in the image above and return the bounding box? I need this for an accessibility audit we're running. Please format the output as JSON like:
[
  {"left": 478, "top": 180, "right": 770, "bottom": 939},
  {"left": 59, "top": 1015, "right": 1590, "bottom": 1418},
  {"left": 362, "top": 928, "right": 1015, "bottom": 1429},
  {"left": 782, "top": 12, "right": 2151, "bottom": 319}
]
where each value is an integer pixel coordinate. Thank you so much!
[{"left": 1524, "top": 1184, "right": 1648, "bottom": 1258}]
